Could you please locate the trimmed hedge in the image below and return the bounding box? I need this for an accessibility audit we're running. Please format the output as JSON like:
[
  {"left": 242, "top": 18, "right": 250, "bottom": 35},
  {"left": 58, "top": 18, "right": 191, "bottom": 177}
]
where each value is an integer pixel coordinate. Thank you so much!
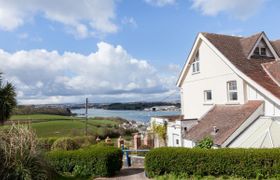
[
  {"left": 46, "top": 145, "right": 122, "bottom": 177},
  {"left": 38, "top": 136, "right": 96, "bottom": 151},
  {"left": 51, "top": 137, "right": 80, "bottom": 151},
  {"left": 145, "top": 147, "right": 280, "bottom": 178}
]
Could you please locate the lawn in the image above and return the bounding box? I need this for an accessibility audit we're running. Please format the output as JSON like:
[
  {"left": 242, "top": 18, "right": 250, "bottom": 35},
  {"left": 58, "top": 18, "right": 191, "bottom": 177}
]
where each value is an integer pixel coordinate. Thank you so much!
[
  {"left": 7, "top": 114, "right": 123, "bottom": 138},
  {"left": 11, "top": 114, "right": 76, "bottom": 121}
]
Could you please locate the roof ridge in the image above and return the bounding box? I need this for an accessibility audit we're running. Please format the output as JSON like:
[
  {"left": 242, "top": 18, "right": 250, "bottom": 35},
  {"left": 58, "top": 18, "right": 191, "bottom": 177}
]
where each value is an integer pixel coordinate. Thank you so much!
[{"left": 201, "top": 32, "right": 243, "bottom": 38}]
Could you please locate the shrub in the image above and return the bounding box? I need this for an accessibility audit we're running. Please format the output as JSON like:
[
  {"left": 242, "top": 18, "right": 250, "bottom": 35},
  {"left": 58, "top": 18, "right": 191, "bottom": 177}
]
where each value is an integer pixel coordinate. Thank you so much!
[
  {"left": 145, "top": 147, "right": 280, "bottom": 179},
  {"left": 38, "top": 137, "right": 58, "bottom": 151},
  {"left": 195, "top": 136, "right": 213, "bottom": 149},
  {"left": 0, "top": 124, "right": 54, "bottom": 179},
  {"left": 46, "top": 146, "right": 122, "bottom": 177},
  {"left": 72, "top": 136, "right": 96, "bottom": 147},
  {"left": 51, "top": 137, "right": 80, "bottom": 151}
]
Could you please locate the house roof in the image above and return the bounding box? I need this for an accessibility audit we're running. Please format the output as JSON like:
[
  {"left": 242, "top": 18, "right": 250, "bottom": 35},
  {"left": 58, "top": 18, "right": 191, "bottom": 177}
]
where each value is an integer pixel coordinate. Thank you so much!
[
  {"left": 272, "top": 40, "right": 280, "bottom": 57},
  {"left": 262, "top": 61, "right": 280, "bottom": 86},
  {"left": 185, "top": 100, "right": 263, "bottom": 146},
  {"left": 202, "top": 32, "right": 280, "bottom": 100}
]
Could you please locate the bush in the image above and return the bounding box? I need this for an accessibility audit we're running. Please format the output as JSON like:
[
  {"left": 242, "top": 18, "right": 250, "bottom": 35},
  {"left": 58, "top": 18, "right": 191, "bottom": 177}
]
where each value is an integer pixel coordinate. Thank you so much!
[
  {"left": 46, "top": 146, "right": 122, "bottom": 177},
  {"left": 38, "top": 137, "right": 58, "bottom": 151},
  {"left": 51, "top": 137, "right": 80, "bottom": 151},
  {"left": 72, "top": 136, "right": 96, "bottom": 147},
  {"left": 195, "top": 136, "right": 213, "bottom": 149},
  {"left": 145, "top": 147, "right": 280, "bottom": 179},
  {"left": 0, "top": 124, "right": 54, "bottom": 179}
]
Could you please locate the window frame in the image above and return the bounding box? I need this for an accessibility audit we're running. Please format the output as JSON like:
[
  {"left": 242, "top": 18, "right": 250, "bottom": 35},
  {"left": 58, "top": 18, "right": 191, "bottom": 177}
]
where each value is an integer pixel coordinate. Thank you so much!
[
  {"left": 227, "top": 81, "right": 238, "bottom": 102},
  {"left": 192, "top": 51, "right": 200, "bottom": 74},
  {"left": 204, "top": 90, "right": 212, "bottom": 102},
  {"left": 260, "top": 47, "right": 266, "bottom": 56}
]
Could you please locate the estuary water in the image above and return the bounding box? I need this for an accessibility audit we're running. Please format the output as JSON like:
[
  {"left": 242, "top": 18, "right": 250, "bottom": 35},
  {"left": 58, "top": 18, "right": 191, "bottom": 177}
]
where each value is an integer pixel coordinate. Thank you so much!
[{"left": 71, "top": 108, "right": 181, "bottom": 123}]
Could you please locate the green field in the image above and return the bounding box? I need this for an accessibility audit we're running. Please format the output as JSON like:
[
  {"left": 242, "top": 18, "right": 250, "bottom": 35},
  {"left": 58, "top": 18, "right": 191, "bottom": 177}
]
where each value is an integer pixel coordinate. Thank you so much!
[
  {"left": 11, "top": 114, "right": 75, "bottom": 121},
  {"left": 8, "top": 114, "right": 122, "bottom": 138}
]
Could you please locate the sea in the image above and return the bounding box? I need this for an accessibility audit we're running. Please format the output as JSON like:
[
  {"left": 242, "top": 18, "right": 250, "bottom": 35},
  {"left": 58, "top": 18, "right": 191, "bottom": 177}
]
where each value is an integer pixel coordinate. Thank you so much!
[{"left": 71, "top": 108, "right": 181, "bottom": 123}]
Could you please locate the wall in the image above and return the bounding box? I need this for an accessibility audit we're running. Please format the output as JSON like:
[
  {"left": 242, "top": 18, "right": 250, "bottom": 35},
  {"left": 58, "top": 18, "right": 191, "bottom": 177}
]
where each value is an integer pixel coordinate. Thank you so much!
[
  {"left": 247, "top": 84, "right": 280, "bottom": 116},
  {"left": 181, "top": 40, "right": 245, "bottom": 119}
]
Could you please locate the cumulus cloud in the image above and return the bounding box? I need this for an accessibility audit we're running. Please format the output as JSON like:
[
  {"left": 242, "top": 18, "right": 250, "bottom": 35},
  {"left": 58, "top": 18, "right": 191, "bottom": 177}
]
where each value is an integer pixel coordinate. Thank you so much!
[
  {"left": 0, "top": 42, "right": 177, "bottom": 104},
  {"left": 0, "top": 0, "right": 117, "bottom": 38},
  {"left": 191, "top": 0, "right": 266, "bottom": 20},
  {"left": 144, "top": 0, "right": 176, "bottom": 7}
]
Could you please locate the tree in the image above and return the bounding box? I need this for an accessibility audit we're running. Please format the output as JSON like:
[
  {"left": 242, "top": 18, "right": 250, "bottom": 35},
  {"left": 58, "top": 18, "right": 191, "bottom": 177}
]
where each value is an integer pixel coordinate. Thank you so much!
[{"left": 0, "top": 73, "right": 16, "bottom": 125}]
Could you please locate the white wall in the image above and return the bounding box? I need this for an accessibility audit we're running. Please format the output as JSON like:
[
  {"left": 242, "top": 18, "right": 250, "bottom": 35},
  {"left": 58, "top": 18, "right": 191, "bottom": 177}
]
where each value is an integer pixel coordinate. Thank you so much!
[
  {"left": 247, "top": 84, "right": 280, "bottom": 116},
  {"left": 229, "top": 117, "right": 280, "bottom": 148},
  {"left": 181, "top": 40, "right": 245, "bottom": 119}
]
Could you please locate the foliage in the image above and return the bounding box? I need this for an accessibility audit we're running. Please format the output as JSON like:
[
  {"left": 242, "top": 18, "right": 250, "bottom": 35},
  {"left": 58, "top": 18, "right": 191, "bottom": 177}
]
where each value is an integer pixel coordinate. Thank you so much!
[
  {"left": 51, "top": 137, "right": 80, "bottom": 151},
  {"left": 0, "top": 73, "right": 17, "bottom": 125},
  {"left": 13, "top": 105, "right": 72, "bottom": 116},
  {"left": 46, "top": 145, "right": 122, "bottom": 178},
  {"left": 38, "top": 137, "right": 59, "bottom": 151},
  {"left": 145, "top": 147, "right": 280, "bottom": 179},
  {"left": 195, "top": 136, "right": 213, "bottom": 149},
  {"left": 0, "top": 124, "right": 53, "bottom": 179},
  {"left": 152, "top": 122, "right": 167, "bottom": 145},
  {"left": 39, "top": 136, "right": 96, "bottom": 151}
]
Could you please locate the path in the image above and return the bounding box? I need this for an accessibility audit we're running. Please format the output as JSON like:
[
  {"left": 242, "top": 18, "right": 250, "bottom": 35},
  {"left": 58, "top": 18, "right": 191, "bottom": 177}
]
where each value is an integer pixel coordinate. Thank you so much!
[{"left": 95, "top": 168, "right": 149, "bottom": 180}]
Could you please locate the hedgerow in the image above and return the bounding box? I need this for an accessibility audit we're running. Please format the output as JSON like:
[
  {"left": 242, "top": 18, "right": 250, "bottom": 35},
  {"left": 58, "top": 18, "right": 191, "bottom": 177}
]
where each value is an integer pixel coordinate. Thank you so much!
[
  {"left": 145, "top": 147, "right": 280, "bottom": 179},
  {"left": 46, "top": 145, "right": 122, "bottom": 177}
]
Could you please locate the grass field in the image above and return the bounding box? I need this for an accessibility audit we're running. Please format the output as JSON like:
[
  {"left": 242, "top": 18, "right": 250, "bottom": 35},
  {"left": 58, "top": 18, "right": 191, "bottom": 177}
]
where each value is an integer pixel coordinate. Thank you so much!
[
  {"left": 11, "top": 114, "right": 76, "bottom": 121},
  {"left": 8, "top": 114, "right": 122, "bottom": 138}
]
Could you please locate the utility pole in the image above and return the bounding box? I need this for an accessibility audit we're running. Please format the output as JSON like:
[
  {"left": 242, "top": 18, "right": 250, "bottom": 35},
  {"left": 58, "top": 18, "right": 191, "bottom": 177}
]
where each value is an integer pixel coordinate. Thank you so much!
[{"left": 85, "top": 98, "right": 88, "bottom": 136}]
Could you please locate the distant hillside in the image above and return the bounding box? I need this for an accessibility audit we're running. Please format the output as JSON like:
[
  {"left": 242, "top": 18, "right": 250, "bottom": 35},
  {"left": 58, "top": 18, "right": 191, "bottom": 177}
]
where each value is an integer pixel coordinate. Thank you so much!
[
  {"left": 13, "top": 105, "right": 72, "bottom": 116},
  {"left": 102, "top": 102, "right": 180, "bottom": 110}
]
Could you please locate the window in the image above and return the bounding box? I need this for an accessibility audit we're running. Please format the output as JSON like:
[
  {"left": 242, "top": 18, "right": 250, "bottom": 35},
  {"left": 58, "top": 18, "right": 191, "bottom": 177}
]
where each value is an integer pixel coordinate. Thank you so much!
[
  {"left": 260, "top": 48, "right": 266, "bottom": 56},
  {"left": 192, "top": 51, "right": 200, "bottom": 73},
  {"left": 253, "top": 47, "right": 267, "bottom": 56},
  {"left": 204, "top": 90, "right": 212, "bottom": 102},
  {"left": 253, "top": 47, "right": 260, "bottom": 55},
  {"left": 227, "top": 81, "right": 238, "bottom": 101},
  {"left": 176, "top": 139, "right": 179, "bottom": 145}
]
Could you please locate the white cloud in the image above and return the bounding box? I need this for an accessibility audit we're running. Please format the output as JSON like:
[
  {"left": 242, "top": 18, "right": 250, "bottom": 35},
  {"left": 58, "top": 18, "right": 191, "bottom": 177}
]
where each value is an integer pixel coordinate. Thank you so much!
[
  {"left": 0, "top": 42, "right": 177, "bottom": 104},
  {"left": 191, "top": 0, "right": 266, "bottom": 20},
  {"left": 0, "top": 0, "right": 117, "bottom": 38},
  {"left": 122, "top": 17, "right": 138, "bottom": 28},
  {"left": 144, "top": 0, "right": 176, "bottom": 7}
]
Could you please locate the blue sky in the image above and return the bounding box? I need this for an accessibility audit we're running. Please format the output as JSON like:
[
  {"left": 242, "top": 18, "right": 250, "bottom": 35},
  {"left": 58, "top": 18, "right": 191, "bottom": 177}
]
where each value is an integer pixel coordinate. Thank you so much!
[{"left": 0, "top": 0, "right": 279, "bottom": 104}]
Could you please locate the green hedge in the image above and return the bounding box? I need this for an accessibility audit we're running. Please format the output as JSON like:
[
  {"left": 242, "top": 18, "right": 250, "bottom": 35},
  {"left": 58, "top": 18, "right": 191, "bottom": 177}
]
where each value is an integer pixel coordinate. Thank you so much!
[
  {"left": 145, "top": 147, "right": 280, "bottom": 178},
  {"left": 46, "top": 145, "right": 122, "bottom": 177},
  {"left": 39, "top": 136, "right": 96, "bottom": 151}
]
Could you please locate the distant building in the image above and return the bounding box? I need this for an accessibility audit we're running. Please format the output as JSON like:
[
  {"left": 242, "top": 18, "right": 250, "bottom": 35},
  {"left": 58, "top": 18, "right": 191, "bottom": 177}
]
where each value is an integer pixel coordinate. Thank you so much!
[{"left": 151, "top": 32, "right": 280, "bottom": 148}]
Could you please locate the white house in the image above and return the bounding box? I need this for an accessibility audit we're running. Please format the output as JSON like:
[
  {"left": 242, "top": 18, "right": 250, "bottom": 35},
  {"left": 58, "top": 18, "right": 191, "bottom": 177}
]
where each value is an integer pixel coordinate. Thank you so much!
[{"left": 151, "top": 32, "right": 280, "bottom": 148}]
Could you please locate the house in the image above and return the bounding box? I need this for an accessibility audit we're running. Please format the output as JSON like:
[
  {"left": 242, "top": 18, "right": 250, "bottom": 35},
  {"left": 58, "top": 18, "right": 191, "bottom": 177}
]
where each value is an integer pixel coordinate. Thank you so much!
[{"left": 151, "top": 32, "right": 280, "bottom": 148}]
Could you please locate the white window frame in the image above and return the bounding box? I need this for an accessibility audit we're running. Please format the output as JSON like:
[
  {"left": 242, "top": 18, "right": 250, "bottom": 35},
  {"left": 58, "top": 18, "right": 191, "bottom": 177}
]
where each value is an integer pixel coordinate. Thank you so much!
[
  {"left": 192, "top": 51, "right": 200, "bottom": 74},
  {"left": 227, "top": 81, "right": 238, "bottom": 102},
  {"left": 204, "top": 90, "right": 212, "bottom": 102}
]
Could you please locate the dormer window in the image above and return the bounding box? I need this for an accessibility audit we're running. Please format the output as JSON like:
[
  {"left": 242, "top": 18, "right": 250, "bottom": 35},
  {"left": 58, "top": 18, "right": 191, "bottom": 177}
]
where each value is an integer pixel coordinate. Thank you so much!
[
  {"left": 253, "top": 46, "right": 267, "bottom": 56},
  {"left": 260, "top": 48, "right": 266, "bottom": 56},
  {"left": 192, "top": 51, "right": 200, "bottom": 74},
  {"left": 253, "top": 47, "right": 260, "bottom": 55}
]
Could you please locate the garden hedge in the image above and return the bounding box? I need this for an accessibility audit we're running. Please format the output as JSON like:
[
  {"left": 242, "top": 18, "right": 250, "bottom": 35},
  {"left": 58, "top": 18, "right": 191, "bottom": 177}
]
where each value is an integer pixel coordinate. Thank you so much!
[
  {"left": 145, "top": 147, "right": 280, "bottom": 178},
  {"left": 46, "top": 145, "right": 122, "bottom": 177}
]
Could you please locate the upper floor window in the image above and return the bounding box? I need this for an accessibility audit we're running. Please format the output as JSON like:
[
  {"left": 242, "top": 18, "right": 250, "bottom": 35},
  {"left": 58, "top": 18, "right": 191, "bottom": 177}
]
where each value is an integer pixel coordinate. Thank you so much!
[
  {"left": 254, "top": 46, "right": 267, "bottom": 56},
  {"left": 227, "top": 81, "right": 238, "bottom": 101},
  {"left": 204, "top": 90, "right": 212, "bottom": 102},
  {"left": 260, "top": 48, "right": 266, "bottom": 56},
  {"left": 192, "top": 51, "right": 200, "bottom": 73}
]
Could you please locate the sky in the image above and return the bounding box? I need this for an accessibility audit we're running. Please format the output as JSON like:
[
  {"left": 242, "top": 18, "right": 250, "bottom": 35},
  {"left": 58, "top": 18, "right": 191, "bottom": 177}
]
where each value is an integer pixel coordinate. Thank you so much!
[{"left": 0, "top": 0, "right": 279, "bottom": 104}]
